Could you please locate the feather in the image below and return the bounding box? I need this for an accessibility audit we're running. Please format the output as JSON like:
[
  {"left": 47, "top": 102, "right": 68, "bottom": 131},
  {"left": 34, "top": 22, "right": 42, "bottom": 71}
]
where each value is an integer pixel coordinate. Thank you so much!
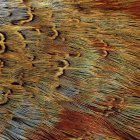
[{"left": 0, "top": 0, "right": 140, "bottom": 139}]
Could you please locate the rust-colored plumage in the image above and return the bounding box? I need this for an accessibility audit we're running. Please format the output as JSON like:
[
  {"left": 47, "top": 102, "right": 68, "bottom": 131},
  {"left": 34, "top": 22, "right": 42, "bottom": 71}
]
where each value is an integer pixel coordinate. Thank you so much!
[{"left": 0, "top": 0, "right": 140, "bottom": 140}]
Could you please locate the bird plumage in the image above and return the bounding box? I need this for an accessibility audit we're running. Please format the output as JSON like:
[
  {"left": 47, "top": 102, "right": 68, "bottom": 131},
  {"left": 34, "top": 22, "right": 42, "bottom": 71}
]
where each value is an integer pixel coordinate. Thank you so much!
[{"left": 0, "top": 0, "right": 140, "bottom": 140}]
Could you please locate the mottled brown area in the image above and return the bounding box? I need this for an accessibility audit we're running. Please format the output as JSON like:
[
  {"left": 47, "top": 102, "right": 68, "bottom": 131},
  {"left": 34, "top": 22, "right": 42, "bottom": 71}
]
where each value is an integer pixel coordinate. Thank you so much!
[
  {"left": 56, "top": 110, "right": 122, "bottom": 139},
  {"left": 95, "top": 0, "right": 140, "bottom": 19}
]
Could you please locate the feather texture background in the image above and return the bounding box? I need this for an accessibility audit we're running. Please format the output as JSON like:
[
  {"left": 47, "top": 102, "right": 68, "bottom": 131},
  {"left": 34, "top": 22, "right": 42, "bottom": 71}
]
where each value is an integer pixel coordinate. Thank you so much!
[{"left": 0, "top": 0, "right": 140, "bottom": 140}]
